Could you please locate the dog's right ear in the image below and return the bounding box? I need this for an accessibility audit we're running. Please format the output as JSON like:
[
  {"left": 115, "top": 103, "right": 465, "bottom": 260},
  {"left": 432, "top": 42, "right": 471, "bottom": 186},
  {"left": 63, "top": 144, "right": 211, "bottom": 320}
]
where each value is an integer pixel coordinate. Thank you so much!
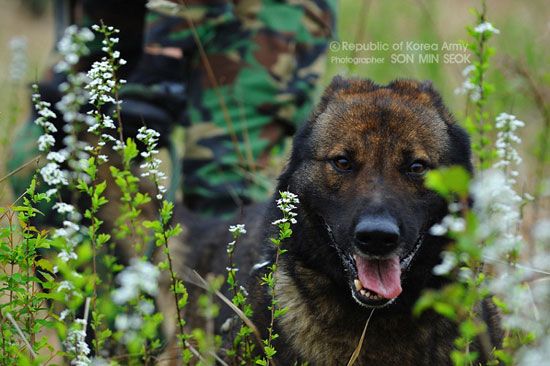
[
  {"left": 309, "top": 76, "right": 378, "bottom": 124},
  {"left": 311, "top": 75, "right": 348, "bottom": 121}
]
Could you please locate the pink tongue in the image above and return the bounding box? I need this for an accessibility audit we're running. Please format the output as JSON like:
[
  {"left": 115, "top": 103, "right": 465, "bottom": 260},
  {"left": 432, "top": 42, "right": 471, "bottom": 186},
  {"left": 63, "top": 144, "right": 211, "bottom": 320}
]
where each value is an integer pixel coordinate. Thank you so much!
[{"left": 356, "top": 255, "right": 402, "bottom": 299}]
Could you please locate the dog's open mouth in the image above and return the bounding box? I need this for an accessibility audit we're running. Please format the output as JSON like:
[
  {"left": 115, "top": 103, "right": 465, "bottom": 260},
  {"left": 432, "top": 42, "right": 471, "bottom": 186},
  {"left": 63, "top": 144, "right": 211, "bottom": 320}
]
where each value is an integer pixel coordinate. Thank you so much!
[
  {"left": 348, "top": 235, "right": 424, "bottom": 307},
  {"left": 321, "top": 216, "right": 424, "bottom": 308}
]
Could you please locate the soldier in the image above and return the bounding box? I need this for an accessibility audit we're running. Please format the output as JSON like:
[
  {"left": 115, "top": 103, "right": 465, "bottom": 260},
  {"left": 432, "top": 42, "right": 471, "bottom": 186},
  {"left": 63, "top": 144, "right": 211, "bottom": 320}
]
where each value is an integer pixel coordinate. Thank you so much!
[{"left": 9, "top": 0, "right": 337, "bottom": 216}]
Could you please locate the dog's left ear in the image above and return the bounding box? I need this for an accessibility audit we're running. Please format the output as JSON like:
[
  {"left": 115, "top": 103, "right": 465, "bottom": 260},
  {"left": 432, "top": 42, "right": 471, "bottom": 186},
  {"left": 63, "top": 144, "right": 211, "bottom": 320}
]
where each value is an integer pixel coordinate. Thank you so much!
[{"left": 388, "top": 79, "right": 456, "bottom": 126}]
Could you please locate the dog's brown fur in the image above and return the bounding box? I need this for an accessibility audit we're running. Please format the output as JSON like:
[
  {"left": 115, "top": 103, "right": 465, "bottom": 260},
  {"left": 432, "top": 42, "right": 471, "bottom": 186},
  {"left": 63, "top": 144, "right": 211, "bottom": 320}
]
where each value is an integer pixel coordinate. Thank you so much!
[{"left": 160, "top": 76, "right": 501, "bottom": 365}]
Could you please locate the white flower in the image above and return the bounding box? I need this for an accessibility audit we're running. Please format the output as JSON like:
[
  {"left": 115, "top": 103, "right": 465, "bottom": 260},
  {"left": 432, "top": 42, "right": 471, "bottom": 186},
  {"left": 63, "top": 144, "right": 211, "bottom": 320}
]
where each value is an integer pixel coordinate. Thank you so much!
[
  {"left": 63, "top": 220, "right": 80, "bottom": 232},
  {"left": 137, "top": 127, "right": 168, "bottom": 187},
  {"left": 53, "top": 202, "right": 75, "bottom": 214},
  {"left": 38, "top": 134, "right": 56, "bottom": 151},
  {"left": 454, "top": 78, "right": 481, "bottom": 102},
  {"left": 229, "top": 224, "right": 247, "bottom": 235},
  {"left": 433, "top": 251, "right": 457, "bottom": 275},
  {"left": 58, "top": 281, "right": 74, "bottom": 292},
  {"left": 64, "top": 324, "right": 91, "bottom": 366},
  {"left": 272, "top": 218, "right": 288, "bottom": 226},
  {"left": 60, "top": 309, "right": 70, "bottom": 321},
  {"left": 272, "top": 191, "right": 300, "bottom": 226},
  {"left": 55, "top": 26, "right": 94, "bottom": 73},
  {"left": 111, "top": 259, "right": 160, "bottom": 305},
  {"left": 114, "top": 313, "right": 142, "bottom": 332},
  {"left": 58, "top": 250, "right": 78, "bottom": 262},
  {"left": 461, "top": 65, "right": 475, "bottom": 77},
  {"left": 491, "top": 112, "right": 525, "bottom": 188},
  {"left": 86, "top": 59, "right": 117, "bottom": 105},
  {"left": 40, "top": 162, "right": 69, "bottom": 186},
  {"left": 47, "top": 151, "right": 68, "bottom": 163},
  {"left": 474, "top": 22, "right": 500, "bottom": 35},
  {"left": 472, "top": 170, "right": 522, "bottom": 245},
  {"left": 429, "top": 223, "right": 447, "bottom": 236},
  {"left": 138, "top": 300, "right": 155, "bottom": 315}
]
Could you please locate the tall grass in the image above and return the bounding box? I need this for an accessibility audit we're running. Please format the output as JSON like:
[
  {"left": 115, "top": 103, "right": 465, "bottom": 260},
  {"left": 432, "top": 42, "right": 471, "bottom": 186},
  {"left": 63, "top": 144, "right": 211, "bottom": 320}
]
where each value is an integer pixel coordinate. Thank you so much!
[{"left": 0, "top": 1, "right": 548, "bottom": 365}]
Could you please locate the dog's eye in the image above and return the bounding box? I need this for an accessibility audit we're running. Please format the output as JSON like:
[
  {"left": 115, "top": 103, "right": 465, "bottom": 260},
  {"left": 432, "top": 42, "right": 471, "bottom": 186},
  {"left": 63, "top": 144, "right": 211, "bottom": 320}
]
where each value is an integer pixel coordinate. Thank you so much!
[
  {"left": 331, "top": 156, "right": 353, "bottom": 172},
  {"left": 408, "top": 161, "right": 429, "bottom": 175}
]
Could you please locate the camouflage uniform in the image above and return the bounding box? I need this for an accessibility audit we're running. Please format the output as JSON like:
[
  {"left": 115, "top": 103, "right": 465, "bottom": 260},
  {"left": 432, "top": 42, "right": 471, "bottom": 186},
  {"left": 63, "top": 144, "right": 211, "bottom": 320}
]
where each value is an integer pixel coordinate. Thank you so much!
[
  {"left": 133, "top": 0, "right": 336, "bottom": 215},
  {"left": 10, "top": 0, "right": 336, "bottom": 217}
]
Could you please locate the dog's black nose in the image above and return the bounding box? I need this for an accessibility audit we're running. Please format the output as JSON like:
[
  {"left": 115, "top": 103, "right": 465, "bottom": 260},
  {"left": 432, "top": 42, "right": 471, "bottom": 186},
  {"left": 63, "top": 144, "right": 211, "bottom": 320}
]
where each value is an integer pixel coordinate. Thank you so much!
[{"left": 354, "top": 215, "right": 400, "bottom": 256}]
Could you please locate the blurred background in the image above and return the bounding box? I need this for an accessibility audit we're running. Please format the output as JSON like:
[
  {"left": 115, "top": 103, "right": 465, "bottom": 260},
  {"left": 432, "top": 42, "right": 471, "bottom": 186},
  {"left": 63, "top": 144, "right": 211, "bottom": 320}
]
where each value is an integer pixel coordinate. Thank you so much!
[{"left": 0, "top": 0, "right": 548, "bottom": 218}]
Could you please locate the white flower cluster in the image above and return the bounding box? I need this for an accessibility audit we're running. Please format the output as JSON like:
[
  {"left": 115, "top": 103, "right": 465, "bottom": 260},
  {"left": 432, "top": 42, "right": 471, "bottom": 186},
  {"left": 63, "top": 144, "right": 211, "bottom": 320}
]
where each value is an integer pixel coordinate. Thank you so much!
[
  {"left": 518, "top": 331, "right": 550, "bottom": 366},
  {"left": 91, "top": 24, "right": 126, "bottom": 65},
  {"left": 430, "top": 203, "right": 467, "bottom": 276},
  {"left": 54, "top": 218, "right": 82, "bottom": 264},
  {"left": 32, "top": 91, "right": 58, "bottom": 151},
  {"left": 227, "top": 224, "right": 247, "bottom": 255},
  {"left": 85, "top": 24, "right": 126, "bottom": 109},
  {"left": 53, "top": 27, "right": 98, "bottom": 174},
  {"left": 472, "top": 170, "right": 523, "bottom": 256},
  {"left": 33, "top": 88, "right": 77, "bottom": 189},
  {"left": 272, "top": 191, "right": 300, "bottom": 226},
  {"left": 137, "top": 127, "right": 167, "bottom": 199},
  {"left": 9, "top": 36, "right": 27, "bottom": 82},
  {"left": 474, "top": 22, "right": 500, "bottom": 35},
  {"left": 429, "top": 202, "right": 466, "bottom": 237},
  {"left": 54, "top": 25, "right": 94, "bottom": 73},
  {"left": 64, "top": 320, "right": 91, "bottom": 366},
  {"left": 454, "top": 65, "right": 481, "bottom": 102},
  {"left": 114, "top": 300, "right": 155, "bottom": 345},
  {"left": 63, "top": 299, "right": 92, "bottom": 366},
  {"left": 87, "top": 114, "right": 116, "bottom": 134},
  {"left": 57, "top": 73, "right": 93, "bottom": 124},
  {"left": 493, "top": 113, "right": 525, "bottom": 183},
  {"left": 86, "top": 60, "right": 117, "bottom": 106},
  {"left": 40, "top": 162, "right": 68, "bottom": 186},
  {"left": 229, "top": 224, "right": 247, "bottom": 236},
  {"left": 111, "top": 259, "right": 160, "bottom": 305},
  {"left": 474, "top": 112, "right": 525, "bottom": 257}
]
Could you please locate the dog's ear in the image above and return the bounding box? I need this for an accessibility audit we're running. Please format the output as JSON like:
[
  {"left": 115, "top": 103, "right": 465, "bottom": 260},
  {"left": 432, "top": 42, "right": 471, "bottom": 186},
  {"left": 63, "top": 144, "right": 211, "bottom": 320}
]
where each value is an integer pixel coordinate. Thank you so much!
[
  {"left": 388, "top": 79, "right": 456, "bottom": 126},
  {"left": 447, "top": 121, "right": 474, "bottom": 173},
  {"left": 388, "top": 79, "right": 473, "bottom": 171},
  {"left": 310, "top": 75, "right": 348, "bottom": 121},
  {"left": 308, "top": 76, "right": 379, "bottom": 124}
]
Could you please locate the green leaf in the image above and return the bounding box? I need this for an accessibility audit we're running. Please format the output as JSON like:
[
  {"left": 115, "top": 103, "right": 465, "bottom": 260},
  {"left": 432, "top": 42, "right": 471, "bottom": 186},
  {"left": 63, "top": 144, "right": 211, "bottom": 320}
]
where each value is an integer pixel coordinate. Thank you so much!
[
  {"left": 425, "top": 166, "right": 470, "bottom": 199},
  {"left": 433, "top": 301, "right": 457, "bottom": 320}
]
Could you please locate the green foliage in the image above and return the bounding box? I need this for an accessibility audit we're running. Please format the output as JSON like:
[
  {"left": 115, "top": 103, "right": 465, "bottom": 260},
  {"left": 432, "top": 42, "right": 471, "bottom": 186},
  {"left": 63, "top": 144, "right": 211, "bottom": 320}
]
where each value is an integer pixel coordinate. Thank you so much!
[
  {"left": 1, "top": 1, "right": 548, "bottom": 364},
  {"left": 425, "top": 166, "right": 471, "bottom": 199}
]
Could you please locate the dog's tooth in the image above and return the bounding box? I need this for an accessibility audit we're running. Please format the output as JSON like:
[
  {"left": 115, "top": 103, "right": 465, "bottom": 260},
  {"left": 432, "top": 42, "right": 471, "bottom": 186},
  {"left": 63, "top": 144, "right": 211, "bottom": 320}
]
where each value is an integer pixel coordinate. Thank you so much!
[
  {"left": 354, "top": 279, "right": 362, "bottom": 291},
  {"left": 365, "top": 291, "right": 372, "bottom": 298},
  {"left": 360, "top": 289, "right": 366, "bottom": 296}
]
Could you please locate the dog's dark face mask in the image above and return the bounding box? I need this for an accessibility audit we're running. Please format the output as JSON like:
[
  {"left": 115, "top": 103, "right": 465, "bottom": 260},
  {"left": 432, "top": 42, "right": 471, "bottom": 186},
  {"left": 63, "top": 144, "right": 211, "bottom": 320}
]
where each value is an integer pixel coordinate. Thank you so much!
[{"left": 279, "top": 77, "right": 472, "bottom": 308}]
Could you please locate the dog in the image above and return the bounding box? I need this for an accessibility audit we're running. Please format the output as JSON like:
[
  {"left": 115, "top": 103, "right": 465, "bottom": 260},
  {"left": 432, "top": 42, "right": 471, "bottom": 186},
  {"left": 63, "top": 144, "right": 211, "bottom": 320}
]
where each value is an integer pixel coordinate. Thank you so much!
[{"left": 163, "top": 76, "right": 501, "bottom": 365}]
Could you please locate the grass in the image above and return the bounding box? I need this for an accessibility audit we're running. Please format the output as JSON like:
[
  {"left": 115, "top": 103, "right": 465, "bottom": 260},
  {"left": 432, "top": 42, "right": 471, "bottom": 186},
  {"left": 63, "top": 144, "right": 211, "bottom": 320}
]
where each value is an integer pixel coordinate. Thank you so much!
[{"left": 0, "top": 0, "right": 548, "bottom": 365}]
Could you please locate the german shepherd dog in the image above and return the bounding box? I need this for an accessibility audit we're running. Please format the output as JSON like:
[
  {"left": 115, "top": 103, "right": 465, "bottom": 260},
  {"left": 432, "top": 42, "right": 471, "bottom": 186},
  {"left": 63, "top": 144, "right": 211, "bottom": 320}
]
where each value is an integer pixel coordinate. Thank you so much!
[{"left": 163, "top": 76, "right": 501, "bottom": 365}]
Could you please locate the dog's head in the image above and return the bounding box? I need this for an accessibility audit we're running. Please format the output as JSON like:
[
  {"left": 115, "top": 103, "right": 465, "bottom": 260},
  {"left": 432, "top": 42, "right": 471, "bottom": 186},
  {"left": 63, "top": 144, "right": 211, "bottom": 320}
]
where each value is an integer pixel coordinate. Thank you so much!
[{"left": 278, "top": 76, "right": 472, "bottom": 308}]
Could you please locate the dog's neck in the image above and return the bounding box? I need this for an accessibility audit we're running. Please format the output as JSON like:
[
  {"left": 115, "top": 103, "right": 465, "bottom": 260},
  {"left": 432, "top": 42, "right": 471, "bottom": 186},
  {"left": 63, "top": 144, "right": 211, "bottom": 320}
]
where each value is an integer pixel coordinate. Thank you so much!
[{"left": 273, "top": 259, "right": 455, "bottom": 365}]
